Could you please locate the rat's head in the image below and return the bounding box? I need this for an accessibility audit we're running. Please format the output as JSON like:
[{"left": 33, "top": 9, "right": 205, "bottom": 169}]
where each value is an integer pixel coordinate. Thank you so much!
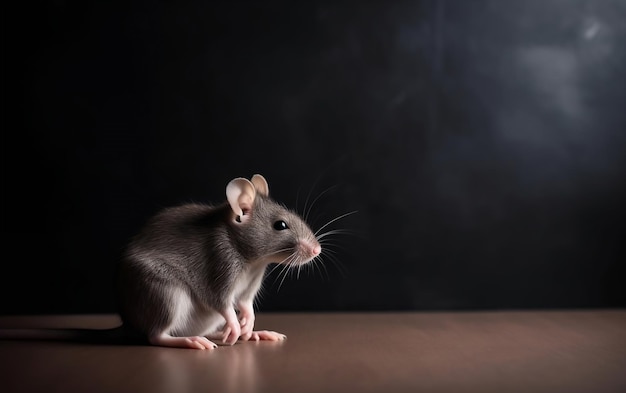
[{"left": 226, "top": 174, "right": 321, "bottom": 266}]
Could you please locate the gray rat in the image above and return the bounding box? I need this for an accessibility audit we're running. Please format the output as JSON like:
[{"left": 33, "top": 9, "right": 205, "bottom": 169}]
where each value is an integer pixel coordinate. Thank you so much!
[{"left": 1, "top": 174, "right": 322, "bottom": 349}]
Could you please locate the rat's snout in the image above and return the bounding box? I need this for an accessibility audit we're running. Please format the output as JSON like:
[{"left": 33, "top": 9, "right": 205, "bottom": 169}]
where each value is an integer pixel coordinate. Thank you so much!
[
  {"left": 313, "top": 244, "right": 321, "bottom": 256},
  {"left": 298, "top": 239, "right": 321, "bottom": 260}
]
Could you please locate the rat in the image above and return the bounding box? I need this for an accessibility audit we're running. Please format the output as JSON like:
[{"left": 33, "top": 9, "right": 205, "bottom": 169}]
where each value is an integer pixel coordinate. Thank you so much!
[{"left": 0, "top": 174, "right": 322, "bottom": 349}]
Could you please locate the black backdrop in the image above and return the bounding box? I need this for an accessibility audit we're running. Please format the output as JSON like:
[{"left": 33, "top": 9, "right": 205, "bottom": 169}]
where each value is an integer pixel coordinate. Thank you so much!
[{"left": 2, "top": 0, "right": 625, "bottom": 314}]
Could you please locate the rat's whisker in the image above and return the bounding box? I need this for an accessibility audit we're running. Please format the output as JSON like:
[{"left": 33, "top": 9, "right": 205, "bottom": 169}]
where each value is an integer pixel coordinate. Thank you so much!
[
  {"left": 269, "top": 251, "right": 297, "bottom": 291},
  {"left": 278, "top": 251, "right": 299, "bottom": 291},
  {"left": 318, "top": 251, "right": 348, "bottom": 277},
  {"left": 314, "top": 211, "right": 358, "bottom": 237},
  {"left": 277, "top": 258, "right": 295, "bottom": 292},
  {"left": 266, "top": 248, "right": 296, "bottom": 277},
  {"left": 316, "top": 229, "right": 354, "bottom": 241},
  {"left": 304, "top": 184, "right": 338, "bottom": 222},
  {"left": 301, "top": 169, "right": 333, "bottom": 221},
  {"left": 261, "top": 248, "right": 294, "bottom": 264},
  {"left": 311, "top": 255, "right": 329, "bottom": 280},
  {"left": 318, "top": 241, "right": 352, "bottom": 255}
]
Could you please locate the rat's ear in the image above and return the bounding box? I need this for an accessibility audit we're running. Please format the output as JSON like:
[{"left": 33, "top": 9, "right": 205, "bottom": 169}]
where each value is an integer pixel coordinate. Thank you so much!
[
  {"left": 251, "top": 174, "right": 269, "bottom": 197},
  {"left": 226, "top": 177, "right": 257, "bottom": 218}
]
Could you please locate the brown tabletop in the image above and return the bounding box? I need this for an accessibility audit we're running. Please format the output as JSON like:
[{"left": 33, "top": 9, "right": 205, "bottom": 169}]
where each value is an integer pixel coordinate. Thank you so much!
[{"left": 1, "top": 311, "right": 625, "bottom": 393}]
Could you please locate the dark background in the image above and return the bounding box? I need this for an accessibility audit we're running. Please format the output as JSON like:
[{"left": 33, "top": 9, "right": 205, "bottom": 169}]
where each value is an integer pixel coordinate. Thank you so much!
[{"left": 2, "top": 0, "right": 625, "bottom": 314}]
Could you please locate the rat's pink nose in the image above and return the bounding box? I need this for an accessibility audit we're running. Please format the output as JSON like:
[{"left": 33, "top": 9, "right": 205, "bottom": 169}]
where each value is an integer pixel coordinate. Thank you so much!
[
  {"left": 313, "top": 244, "right": 321, "bottom": 256},
  {"left": 300, "top": 240, "right": 321, "bottom": 259}
]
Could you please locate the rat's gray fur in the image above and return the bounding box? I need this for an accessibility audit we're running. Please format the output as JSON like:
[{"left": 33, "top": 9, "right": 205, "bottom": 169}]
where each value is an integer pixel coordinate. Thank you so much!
[
  {"left": 0, "top": 175, "right": 324, "bottom": 348},
  {"left": 116, "top": 193, "right": 319, "bottom": 342}
]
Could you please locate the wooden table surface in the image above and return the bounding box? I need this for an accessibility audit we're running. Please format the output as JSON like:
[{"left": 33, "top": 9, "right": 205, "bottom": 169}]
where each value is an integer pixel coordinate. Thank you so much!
[{"left": 1, "top": 311, "right": 625, "bottom": 393}]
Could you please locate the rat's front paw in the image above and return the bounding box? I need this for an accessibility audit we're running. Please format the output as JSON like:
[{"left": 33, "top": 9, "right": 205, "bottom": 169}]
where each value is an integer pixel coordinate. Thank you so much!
[
  {"left": 239, "top": 313, "right": 256, "bottom": 341},
  {"left": 222, "top": 319, "right": 241, "bottom": 345},
  {"left": 237, "top": 302, "right": 256, "bottom": 341}
]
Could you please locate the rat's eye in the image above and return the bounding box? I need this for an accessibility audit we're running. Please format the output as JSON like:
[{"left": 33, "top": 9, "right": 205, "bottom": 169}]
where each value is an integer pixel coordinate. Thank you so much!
[{"left": 273, "top": 220, "right": 289, "bottom": 231}]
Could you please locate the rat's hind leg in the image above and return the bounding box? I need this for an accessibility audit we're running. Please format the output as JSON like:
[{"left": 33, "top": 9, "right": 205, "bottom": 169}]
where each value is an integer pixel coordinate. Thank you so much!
[
  {"left": 149, "top": 333, "right": 217, "bottom": 350},
  {"left": 138, "top": 284, "right": 219, "bottom": 350}
]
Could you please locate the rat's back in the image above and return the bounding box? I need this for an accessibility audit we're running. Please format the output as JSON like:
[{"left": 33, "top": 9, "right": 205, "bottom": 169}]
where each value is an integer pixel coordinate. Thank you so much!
[{"left": 115, "top": 203, "right": 231, "bottom": 338}]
